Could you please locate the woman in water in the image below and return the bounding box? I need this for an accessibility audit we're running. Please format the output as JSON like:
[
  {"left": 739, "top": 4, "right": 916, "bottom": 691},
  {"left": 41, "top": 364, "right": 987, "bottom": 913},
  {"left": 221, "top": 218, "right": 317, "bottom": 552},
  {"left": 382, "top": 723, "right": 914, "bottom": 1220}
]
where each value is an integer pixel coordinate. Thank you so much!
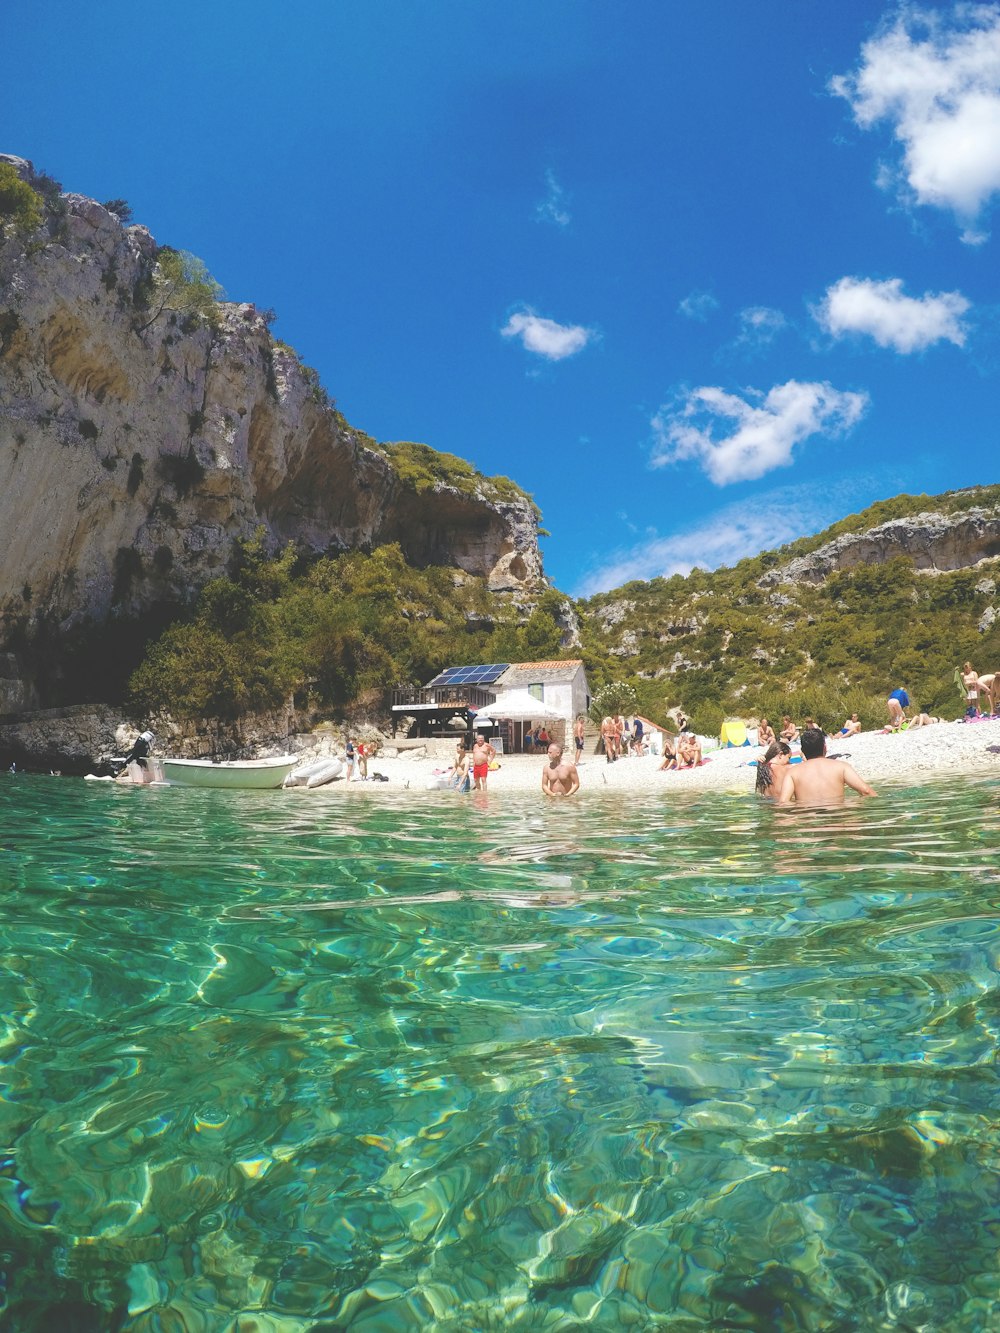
[{"left": 755, "top": 740, "right": 792, "bottom": 798}]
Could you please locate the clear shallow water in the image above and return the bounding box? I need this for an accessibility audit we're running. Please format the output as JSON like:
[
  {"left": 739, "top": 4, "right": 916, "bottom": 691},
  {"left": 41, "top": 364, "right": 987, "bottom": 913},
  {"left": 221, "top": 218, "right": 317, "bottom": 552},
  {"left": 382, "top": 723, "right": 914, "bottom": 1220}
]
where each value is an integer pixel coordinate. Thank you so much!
[{"left": 0, "top": 775, "right": 998, "bottom": 1331}]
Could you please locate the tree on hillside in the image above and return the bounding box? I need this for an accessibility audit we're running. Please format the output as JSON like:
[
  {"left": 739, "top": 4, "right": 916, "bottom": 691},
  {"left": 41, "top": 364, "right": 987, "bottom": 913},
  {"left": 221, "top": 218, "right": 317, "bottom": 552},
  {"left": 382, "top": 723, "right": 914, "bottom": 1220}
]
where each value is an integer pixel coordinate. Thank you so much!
[{"left": 135, "top": 247, "right": 224, "bottom": 334}]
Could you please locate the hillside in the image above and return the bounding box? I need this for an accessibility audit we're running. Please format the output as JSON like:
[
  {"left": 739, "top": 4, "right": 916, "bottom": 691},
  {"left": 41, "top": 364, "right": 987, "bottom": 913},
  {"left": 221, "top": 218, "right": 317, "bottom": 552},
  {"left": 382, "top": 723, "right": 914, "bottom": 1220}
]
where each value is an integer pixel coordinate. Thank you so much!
[
  {"left": 576, "top": 486, "right": 1000, "bottom": 733},
  {"left": 0, "top": 154, "right": 544, "bottom": 712}
]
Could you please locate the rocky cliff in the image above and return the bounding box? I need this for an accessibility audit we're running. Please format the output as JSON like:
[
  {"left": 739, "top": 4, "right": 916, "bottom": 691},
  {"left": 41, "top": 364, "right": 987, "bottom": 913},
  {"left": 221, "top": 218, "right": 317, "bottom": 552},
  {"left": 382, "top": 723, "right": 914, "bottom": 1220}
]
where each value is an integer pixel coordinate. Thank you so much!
[
  {"left": 0, "top": 155, "right": 543, "bottom": 707},
  {"left": 759, "top": 503, "right": 1000, "bottom": 586}
]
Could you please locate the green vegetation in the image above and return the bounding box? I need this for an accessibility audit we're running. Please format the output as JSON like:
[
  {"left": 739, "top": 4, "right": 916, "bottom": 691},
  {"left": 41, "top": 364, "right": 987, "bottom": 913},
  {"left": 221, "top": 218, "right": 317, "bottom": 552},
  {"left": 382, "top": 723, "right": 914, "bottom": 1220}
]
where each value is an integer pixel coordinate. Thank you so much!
[
  {"left": 135, "top": 248, "right": 224, "bottom": 334},
  {"left": 128, "top": 539, "right": 565, "bottom": 721},
  {"left": 0, "top": 164, "right": 43, "bottom": 234},
  {"left": 588, "top": 682, "right": 638, "bottom": 726},
  {"left": 380, "top": 441, "right": 541, "bottom": 517},
  {"left": 125, "top": 487, "right": 1000, "bottom": 732},
  {"left": 577, "top": 489, "right": 1000, "bottom": 734}
]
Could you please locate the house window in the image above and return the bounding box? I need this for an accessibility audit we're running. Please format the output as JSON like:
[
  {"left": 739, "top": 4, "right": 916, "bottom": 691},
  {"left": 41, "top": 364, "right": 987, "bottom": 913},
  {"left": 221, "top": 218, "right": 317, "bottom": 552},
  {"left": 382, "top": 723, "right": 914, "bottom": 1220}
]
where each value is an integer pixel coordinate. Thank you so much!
[{"left": 528, "top": 683, "right": 544, "bottom": 701}]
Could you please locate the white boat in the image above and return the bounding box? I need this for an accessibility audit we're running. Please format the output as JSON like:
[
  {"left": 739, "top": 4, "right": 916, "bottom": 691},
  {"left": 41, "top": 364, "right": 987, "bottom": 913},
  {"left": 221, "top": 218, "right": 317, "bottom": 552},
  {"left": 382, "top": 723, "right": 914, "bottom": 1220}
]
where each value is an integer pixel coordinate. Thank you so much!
[{"left": 160, "top": 755, "right": 297, "bottom": 790}]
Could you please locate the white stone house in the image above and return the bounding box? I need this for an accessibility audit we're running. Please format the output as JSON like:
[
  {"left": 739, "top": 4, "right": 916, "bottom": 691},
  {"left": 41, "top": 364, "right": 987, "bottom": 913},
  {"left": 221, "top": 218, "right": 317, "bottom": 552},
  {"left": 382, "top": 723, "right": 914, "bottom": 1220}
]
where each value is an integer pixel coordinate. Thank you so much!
[{"left": 490, "top": 659, "right": 591, "bottom": 750}]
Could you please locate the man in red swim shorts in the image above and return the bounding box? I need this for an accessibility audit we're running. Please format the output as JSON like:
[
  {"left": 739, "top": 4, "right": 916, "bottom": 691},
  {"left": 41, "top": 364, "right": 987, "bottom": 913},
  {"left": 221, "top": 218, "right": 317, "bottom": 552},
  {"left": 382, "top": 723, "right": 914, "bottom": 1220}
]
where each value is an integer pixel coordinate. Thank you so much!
[{"left": 471, "top": 734, "right": 496, "bottom": 791}]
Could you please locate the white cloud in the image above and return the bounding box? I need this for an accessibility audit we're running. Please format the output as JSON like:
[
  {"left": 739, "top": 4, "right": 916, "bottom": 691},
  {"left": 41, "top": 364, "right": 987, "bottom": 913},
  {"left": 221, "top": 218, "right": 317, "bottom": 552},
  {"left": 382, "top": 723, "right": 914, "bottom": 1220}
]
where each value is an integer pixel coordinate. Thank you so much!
[
  {"left": 575, "top": 496, "right": 831, "bottom": 597},
  {"left": 816, "top": 276, "right": 970, "bottom": 351},
  {"left": 651, "top": 380, "right": 869, "bottom": 485},
  {"left": 678, "top": 290, "right": 719, "bottom": 321},
  {"left": 735, "top": 305, "right": 788, "bottom": 350},
  {"left": 536, "top": 168, "right": 570, "bottom": 227},
  {"left": 501, "top": 308, "right": 593, "bottom": 360},
  {"left": 831, "top": 4, "right": 1000, "bottom": 237}
]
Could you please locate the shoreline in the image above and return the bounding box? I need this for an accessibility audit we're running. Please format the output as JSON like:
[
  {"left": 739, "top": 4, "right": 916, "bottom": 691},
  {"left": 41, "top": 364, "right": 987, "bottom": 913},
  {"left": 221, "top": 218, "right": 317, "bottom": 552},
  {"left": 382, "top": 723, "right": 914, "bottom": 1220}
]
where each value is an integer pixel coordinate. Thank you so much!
[{"left": 299, "top": 717, "right": 1000, "bottom": 798}]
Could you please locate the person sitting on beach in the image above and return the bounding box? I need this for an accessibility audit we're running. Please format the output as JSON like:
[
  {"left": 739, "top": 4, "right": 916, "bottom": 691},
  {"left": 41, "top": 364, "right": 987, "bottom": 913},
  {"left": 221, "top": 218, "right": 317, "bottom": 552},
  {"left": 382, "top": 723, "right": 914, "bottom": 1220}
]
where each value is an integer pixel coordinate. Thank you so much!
[
  {"left": 755, "top": 740, "right": 791, "bottom": 799},
  {"left": 837, "top": 713, "right": 862, "bottom": 737},
  {"left": 757, "top": 717, "right": 776, "bottom": 747},
  {"left": 471, "top": 734, "right": 496, "bottom": 791},
  {"left": 780, "top": 715, "right": 799, "bottom": 744},
  {"left": 658, "top": 732, "right": 678, "bottom": 770},
  {"left": 778, "top": 727, "right": 876, "bottom": 805},
  {"left": 542, "top": 742, "right": 580, "bottom": 796},
  {"left": 885, "top": 688, "right": 909, "bottom": 731},
  {"left": 675, "top": 730, "right": 702, "bottom": 769}
]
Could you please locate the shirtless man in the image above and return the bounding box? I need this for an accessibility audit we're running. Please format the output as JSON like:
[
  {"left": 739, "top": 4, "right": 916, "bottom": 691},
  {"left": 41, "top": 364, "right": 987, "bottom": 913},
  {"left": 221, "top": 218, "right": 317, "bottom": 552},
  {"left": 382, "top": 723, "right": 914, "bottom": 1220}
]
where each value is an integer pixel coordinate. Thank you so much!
[
  {"left": 676, "top": 730, "right": 702, "bottom": 769},
  {"left": 541, "top": 743, "right": 580, "bottom": 796},
  {"left": 471, "top": 734, "right": 496, "bottom": 791},
  {"left": 777, "top": 727, "right": 876, "bottom": 805},
  {"left": 574, "top": 715, "right": 585, "bottom": 763},
  {"left": 838, "top": 713, "right": 862, "bottom": 737},
  {"left": 977, "top": 673, "right": 998, "bottom": 714}
]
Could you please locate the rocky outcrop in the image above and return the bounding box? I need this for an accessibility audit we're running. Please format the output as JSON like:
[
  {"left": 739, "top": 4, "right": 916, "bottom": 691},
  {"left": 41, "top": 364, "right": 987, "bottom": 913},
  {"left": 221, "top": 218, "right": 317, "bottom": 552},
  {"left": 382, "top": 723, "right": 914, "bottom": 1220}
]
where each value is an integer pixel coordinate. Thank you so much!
[
  {"left": 0, "top": 155, "right": 543, "bottom": 704},
  {"left": 760, "top": 505, "right": 1000, "bottom": 587}
]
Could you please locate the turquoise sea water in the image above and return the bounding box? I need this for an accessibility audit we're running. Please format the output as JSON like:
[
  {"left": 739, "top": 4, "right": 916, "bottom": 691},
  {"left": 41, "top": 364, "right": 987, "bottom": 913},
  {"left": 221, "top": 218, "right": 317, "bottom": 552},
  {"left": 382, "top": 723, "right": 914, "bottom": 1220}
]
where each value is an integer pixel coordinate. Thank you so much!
[{"left": 0, "top": 774, "right": 998, "bottom": 1331}]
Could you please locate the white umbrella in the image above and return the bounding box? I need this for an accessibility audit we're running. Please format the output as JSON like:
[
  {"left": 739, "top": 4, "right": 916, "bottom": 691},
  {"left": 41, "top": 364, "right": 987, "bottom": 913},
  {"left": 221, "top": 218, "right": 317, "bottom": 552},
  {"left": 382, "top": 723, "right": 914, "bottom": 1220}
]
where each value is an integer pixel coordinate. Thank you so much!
[{"left": 473, "top": 690, "right": 564, "bottom": 723}]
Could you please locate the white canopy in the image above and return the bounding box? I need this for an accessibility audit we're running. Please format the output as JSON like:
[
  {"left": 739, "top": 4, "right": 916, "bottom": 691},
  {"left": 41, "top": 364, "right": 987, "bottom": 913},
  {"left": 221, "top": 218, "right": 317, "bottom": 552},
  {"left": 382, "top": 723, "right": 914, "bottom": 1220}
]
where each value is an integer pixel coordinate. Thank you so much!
[{"left": 473, "top": 690, "right": 564, "bottom": 723}]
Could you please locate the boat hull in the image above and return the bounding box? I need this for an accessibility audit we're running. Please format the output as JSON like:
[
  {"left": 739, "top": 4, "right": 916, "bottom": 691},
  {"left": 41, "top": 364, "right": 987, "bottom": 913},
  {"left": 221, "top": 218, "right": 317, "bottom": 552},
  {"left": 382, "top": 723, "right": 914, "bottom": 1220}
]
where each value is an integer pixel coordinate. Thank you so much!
[{"left": 161, "top": 756, "right": 297, "bottom": 790}]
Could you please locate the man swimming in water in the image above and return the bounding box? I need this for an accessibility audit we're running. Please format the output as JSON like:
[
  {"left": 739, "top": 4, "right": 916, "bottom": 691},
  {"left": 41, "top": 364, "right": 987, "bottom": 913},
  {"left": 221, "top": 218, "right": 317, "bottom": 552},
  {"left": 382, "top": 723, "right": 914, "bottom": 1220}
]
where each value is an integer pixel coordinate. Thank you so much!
[
  {"left": 541, "top": 743, "right": 580, "bottom": 796},
  {"left": 777, "top": 727, "right": 876, "bottom": 805}
]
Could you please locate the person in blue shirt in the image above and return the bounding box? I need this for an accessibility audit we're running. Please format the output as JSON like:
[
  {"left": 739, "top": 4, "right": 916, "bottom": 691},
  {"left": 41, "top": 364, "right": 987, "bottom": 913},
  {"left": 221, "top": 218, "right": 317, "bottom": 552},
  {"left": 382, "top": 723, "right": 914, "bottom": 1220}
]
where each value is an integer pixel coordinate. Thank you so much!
[{"left": 886, "top": 688, "right": 909, "bottom": 731}]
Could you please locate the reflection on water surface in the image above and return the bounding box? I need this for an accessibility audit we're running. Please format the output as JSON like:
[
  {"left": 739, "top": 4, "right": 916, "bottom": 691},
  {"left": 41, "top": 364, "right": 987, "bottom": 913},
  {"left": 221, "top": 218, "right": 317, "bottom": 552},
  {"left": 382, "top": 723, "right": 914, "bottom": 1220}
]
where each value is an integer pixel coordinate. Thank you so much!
[{"left": 0, "top": 774, "right": 998, "bottom": 1329}]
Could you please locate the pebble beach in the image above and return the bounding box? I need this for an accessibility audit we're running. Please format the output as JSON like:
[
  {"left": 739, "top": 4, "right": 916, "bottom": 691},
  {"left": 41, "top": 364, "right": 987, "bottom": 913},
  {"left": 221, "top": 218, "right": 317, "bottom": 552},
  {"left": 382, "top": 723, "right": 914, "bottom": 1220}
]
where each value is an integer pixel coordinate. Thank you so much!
[{"left": 305, "top": 716, "right": 1000, "bottom": 797}]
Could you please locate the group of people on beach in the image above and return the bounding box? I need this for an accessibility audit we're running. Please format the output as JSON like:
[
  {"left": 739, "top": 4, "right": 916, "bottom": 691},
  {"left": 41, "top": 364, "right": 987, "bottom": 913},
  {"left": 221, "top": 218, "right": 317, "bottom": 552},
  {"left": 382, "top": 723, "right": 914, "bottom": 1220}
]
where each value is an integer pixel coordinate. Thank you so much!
[
  {"left": 598, "top": 713, "right": 646, "bottom": 761},
  {"left": 960, "top": 661, "right": 999, "bottom": 717}
]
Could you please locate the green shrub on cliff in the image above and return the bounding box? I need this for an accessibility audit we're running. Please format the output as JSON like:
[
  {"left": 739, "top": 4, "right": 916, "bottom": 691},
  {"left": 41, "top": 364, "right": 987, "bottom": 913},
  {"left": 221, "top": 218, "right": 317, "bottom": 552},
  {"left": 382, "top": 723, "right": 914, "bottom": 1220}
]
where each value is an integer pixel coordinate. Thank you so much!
[
  {"left": 0, "top": 164, "right": 43, "bottom": 235},
  {"left": 127, "top": 540, "right": 566, "bottom": 720},
  {"left": 383, "top": 441, "right": 541, "bottom": 518},
  {"left": 135, "top": 247, "right": 224, "bottom": 334}
]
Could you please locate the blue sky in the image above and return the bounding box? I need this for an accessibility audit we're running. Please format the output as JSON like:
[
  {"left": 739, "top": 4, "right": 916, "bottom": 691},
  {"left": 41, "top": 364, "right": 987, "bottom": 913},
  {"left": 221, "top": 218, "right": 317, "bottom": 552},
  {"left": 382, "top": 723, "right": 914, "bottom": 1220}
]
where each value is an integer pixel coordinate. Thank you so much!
[{"left": 4, "top": 1, "right": 999, "bottom": 595}]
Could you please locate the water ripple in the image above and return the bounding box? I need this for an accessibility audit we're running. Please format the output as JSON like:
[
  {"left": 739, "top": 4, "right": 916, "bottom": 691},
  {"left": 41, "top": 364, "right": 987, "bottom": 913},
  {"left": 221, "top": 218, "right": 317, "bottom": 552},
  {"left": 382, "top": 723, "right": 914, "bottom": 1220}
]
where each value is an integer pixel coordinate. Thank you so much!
[{"left": 0, "top": 772, "right": 997, "bottom": 1328}]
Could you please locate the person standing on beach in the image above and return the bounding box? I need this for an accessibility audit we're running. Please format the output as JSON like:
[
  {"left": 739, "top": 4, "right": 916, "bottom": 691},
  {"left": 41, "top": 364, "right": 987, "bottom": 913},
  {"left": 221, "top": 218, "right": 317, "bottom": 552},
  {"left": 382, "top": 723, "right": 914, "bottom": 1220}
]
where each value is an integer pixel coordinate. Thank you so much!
[
  {"left": 600, "top": 716, "right": 616, "bottom": 763},
  {"left": 542, "top": 743, "right": 580, "bottom": 796},
  {"left": 886, "top": 688, "right": 909, "bottom": 730},
  {"left": 778, "top": 727, "right": 876, "bottom": 805},
  {"left": 344, "top": 738, "right": 356, "bottom": 781},
  {"left": 961, "top": 662, "right": 992, "bottom": 715},
  {"left": 574, "top": 715, "right": 585, "bottom": 763},
  {"left": 471, "top": 733, "right": 495, "bottom": 791}
]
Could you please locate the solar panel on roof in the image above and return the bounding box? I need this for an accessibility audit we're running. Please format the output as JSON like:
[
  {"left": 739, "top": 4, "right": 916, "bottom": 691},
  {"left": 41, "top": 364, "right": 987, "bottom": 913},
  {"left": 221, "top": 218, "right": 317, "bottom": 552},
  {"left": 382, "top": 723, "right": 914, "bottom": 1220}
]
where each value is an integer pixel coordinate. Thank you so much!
[{"left": 425, "top": 663, "right": 509, "bottom": 688}]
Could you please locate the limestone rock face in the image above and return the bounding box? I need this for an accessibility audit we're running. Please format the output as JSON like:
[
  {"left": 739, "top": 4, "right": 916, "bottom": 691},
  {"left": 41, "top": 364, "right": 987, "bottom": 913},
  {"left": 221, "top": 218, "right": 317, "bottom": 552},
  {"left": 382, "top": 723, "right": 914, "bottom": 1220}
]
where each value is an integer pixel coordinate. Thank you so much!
[
  {"left": 760, "top": 506, "right": 1000, "bottom": 587},
  {"left": 0, "top": 156, "right": 543, "bottom": 671}
]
